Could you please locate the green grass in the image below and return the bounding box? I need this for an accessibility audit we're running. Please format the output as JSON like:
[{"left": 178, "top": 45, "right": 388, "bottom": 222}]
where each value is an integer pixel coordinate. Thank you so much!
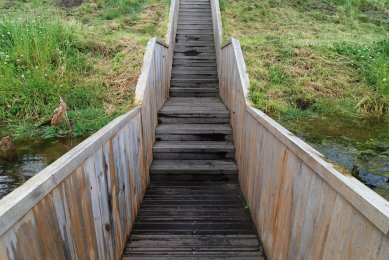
[
  {"left": 220, "top": 0, "right": 389, "bottom": 119},
  {"left": 0, "top": 0, "right": 169, "bottom": 139},
  {"left": 221, "top": 0, "right": 389, "bottom": 200}
]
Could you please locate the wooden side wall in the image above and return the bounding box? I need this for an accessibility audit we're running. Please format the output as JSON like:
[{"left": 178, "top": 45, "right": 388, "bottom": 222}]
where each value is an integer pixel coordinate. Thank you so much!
[
  {"left": 0, "top": 110, "right": 146, "bottom": 260},
  {"left": 211, "top": 1, "right": 389, "bottom": 258},
  {"left": 0, "top": 1, "right": 179, "bottom": 259},
  {"left": 210, "top": 0, "right": 222, "bottom": 75},
  {"left": 135, "top": 38, "right": 171, "bottom": 179}
]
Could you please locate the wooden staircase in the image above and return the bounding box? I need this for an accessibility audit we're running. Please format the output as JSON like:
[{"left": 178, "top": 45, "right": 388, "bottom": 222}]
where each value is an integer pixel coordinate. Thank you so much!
[{"left": 123, "top": 0, "right": 265, "bottom": 258}]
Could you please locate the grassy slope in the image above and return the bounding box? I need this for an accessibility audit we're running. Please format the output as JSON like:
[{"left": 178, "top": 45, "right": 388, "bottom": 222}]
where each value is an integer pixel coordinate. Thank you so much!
[
  {"left": 220, "top": 0, "right": 389, "bottom": 119},
  {"left": 0, "top": 0, "right": 169, "bottom": 138},
  {"left": 220, "top": 0, "right": 389, "bottom": 200}
]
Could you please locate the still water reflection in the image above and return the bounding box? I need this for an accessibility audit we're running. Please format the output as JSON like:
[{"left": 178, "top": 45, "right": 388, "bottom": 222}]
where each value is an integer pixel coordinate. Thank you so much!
[{"left": 0, "top": 137, "right": 83, "bottom": 199}]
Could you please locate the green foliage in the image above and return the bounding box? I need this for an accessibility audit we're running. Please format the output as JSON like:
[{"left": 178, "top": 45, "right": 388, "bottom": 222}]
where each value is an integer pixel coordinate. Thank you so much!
[
  {"left": 0, "top": 18, "right": 104, "bottom": 122},
  {"left": 102, "top": 0, "right": 151, "bottom": 20},
  {"left": 268, "top": 65, "right": 290, "bottom": 85},
  {"left": 333, "top": 40, "right": 389, "bottom": 112},
  {"left": 0, "top": 0, "right": 169, "bottom": 139},
  {"left": 68, "top": 108, "right": 121, "bottom": 137}
]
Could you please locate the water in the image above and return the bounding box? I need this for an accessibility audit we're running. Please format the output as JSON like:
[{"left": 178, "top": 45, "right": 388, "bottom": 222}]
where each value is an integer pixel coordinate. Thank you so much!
[
  {"left": 0, "top": 116, "right": 388, "bottom": 201},
  {"left": 282, "top": 115, "right": 389, "bottom": 200},
  {"left": 0, "top": 137, "right": 83, "bottom": 199}
]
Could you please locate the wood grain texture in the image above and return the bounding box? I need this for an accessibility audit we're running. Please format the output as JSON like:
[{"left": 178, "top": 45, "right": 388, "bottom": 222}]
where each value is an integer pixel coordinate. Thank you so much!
[
  {"left": 0, "top": 0, "right": 179, "bottom": 259},
  {"left": 0, "top": 111, "right": 147, "bottom": 259},
  {"left": 212, "top": 0, "right": 389, "bottom": 258}
]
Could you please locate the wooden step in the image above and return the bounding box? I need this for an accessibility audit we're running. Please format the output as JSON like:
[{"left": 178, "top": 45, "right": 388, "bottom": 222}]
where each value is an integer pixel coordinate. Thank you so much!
[
  {"left": 127, "top": 235, "right": 259, "bottom": 247},
  {"left": 142, "top": 195, "right": 243, "bottom": 202},
  {"left": 172, "top": 66, "right": 217, "bottom": 72},
  {"left": 171, "top": 70, "right": 217, "bottom": 75},
  {"left": 176, "top": 29, "right": 214, "bottom": 34},
  {"left": 179, "top": 12, "right": 212, "bottom": 17},
  {"left": 150, "top": 159, "right": 238, "bottom": 181},
  {"left": 150, "top": 160, "right": 237, "bottom": 174},
  {"left": 171, "top": 74, "right": 217, "bottom": 80},
  {"left": 172, "top": 61, "right": 216, "bottom": 67},
  {"left": 171, "top": 78, "right": 218, "bottom": 85},
  {"left": 163, "top": 97, "right": 223, "bottom": 104},
  {"left": 131, "top": 222, "right": 254, "bottom": 235},
  {"left": 175, "top": 40, "right": 214, "bottom": 45},
  {"left": 156, "top": 97, "right": 232, "bottom": 124},
  {"left": 124, "top": 255, "right": 263, "bottom": 259},
  {"left": 174, "top": 50, "right": 216, "bottom": 55},
  {"left": 153, "top": 141, "right": 235, "bottom": 160},
  {"left": 158, "top": 108, "right": 229, "bottom": 119},
  {"left": 175, "top": 46, "right": 216, "bottom": 52},
  {"left": 156, "top": 124, "right": 231, "bottom": 134},
  {"left": 173, "top": 54, "right": 216, "bottom": 59},
  {"left": 177, "top": 24, "right": 213, "bottom": 30},
  {"left": 153, "top": 141, "right": 234, "bottom": 153},
  {"left": 158, "top": 115, "right": 227, "bottom": 124},
  {"left": 176, "top": 34, "right": 214, "bottom": 39},
  {"left": 170, "top": 83, "right": 218, "bottom": 89},
  {"left": 169, "top": 87, "right": 219, "bottom": 98},
  {"left": 178, "top": 20, "right": 213, "bottom": 25}
]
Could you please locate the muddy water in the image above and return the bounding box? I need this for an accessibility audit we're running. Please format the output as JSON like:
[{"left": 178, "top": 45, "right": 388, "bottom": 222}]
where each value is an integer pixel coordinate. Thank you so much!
[
  {"left": 0, "top": 137, "right": 84, "bottom": 199},
  {"left": 282, "top": 116, "right": 389, "bottom": 200}
]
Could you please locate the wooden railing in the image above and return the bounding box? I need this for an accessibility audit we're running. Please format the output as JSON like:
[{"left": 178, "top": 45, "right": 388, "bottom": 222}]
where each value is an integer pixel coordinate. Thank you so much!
[
  {"left": 0, "top": 1, "right": 179, "bottom": 259},
  {"left": 211, "top": 1, "right": 389, "bottom": 259}
]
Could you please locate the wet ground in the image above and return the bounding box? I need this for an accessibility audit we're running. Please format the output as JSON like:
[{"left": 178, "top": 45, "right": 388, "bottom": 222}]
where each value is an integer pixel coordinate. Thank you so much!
[
  {"left": 0, "top": 137, "right": 83, "bottom": 199},
  {"left": 283, "top": 115, "right": 389, "bottom": 200}
]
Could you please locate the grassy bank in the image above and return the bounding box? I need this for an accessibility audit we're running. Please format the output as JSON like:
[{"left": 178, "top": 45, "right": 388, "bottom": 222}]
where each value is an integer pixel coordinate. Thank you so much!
[
  {"left": 220, "top": 0, "right": 389, "bottom": 119},
  {"left": 220, "top": 0, "right": 389, "bottom": 199},
  {"left": 0, "top": 0, "right": 169, "bottom": 139}
]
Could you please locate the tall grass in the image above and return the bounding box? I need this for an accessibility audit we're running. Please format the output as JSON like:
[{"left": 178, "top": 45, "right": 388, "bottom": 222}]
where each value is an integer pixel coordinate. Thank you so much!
[
  {"left": 0, "top": 0, "right": 168, "bottom": 139},
  {"left": 102, "top": 0, "right": 151, "bottom": 20},
  {"left": 0, "top": 17, "right": 102, "bottom": 122},
  {"left": 333, "top": 40, "right": 389, "bottom": 113}
]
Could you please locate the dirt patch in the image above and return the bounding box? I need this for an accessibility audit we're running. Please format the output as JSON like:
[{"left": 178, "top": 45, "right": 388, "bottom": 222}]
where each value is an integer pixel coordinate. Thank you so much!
[
  {"left": 360, "top": 5, "right": 389, "bottom": 25},
  {"left": 295, "top": 97, "right": 316, "bottom": 110},
  {"left": 57, "top": 0, "right": 83, "bottom": 8},
  {"left": 291, "top": 1, "right": 337, "bottom": 16},
  {"left": 292, "top": 48, "right": 311, "bottom": 57}
]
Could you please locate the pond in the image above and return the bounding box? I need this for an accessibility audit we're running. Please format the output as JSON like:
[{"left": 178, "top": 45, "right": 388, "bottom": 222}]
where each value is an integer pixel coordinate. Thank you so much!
[
  {"left": 282, "top": 115, "right": 389, "bottom": 200},
  {"left": 0, "top": 137, "right": 84, "bottom": 199}
]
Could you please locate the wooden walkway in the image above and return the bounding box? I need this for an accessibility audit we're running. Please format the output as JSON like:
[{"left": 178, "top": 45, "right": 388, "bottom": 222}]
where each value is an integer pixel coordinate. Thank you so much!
[
  {"left": 1, "top": 1, "right": 387, "bottom": 259},
  {"left": 123, "top": 0, "right": 264, "bottom": 258}
]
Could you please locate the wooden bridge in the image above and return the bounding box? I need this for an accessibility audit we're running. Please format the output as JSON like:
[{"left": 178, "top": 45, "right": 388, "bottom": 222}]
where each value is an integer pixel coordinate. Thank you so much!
[{"left": 0, "top": 0, "right": 388, "bottom": 259}]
